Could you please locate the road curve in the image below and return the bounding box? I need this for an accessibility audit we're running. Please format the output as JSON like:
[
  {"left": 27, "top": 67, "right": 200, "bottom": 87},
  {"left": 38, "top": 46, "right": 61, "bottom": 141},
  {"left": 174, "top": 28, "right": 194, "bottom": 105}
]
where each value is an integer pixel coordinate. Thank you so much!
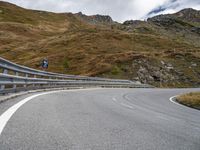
[{"left": 0, "top": 88, "right": 200, "bottom": 150}]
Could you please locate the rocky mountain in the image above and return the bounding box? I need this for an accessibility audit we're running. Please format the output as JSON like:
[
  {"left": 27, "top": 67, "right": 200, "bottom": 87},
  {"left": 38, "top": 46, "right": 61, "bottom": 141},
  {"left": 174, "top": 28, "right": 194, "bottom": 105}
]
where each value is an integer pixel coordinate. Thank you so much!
[
  {"left": 75, "top": 12, "right": 114, "bottom": 25},
  {"left": 0, "top": 1, "right": 199, "bottom": 87},
  {"left": 174, "top": 8, "right": 200, "bottom": 23},
  {"left": 147, "top": 9, "right": 200, "bottom": 34}
]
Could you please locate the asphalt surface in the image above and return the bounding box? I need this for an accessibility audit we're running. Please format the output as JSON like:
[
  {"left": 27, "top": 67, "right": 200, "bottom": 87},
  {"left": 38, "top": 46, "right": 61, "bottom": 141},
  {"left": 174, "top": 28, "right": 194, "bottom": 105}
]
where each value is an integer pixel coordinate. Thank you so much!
[{"left": 0, "top": 88, "right": 200, "bottom": 150}]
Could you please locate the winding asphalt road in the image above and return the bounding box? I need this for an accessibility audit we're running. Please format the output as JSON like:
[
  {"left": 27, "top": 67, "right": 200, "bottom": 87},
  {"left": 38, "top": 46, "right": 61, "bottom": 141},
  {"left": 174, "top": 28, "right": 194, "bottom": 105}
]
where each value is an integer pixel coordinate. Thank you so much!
[{"left": 0, "top": 88, "right": 200, "bottom": 150}]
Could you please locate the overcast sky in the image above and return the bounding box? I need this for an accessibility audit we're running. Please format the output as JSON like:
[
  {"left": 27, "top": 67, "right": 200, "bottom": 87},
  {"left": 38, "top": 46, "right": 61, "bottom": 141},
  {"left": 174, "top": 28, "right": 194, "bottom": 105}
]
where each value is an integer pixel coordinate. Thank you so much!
[{"left": 2, "top": 0, "right": 200, "bottom": 22}]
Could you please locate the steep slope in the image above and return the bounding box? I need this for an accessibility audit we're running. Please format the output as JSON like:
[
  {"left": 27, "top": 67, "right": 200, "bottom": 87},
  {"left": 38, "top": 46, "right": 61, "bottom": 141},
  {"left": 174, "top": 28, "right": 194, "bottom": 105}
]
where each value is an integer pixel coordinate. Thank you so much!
[
  {"left": 75, "top": 12, "right": 114, "bottom": 26},
  {"left": 0, "top": 1, "right": 199, "bottom": 87},
  {"left": 174, "top": 8, "right": 200, "bottom": 23}
]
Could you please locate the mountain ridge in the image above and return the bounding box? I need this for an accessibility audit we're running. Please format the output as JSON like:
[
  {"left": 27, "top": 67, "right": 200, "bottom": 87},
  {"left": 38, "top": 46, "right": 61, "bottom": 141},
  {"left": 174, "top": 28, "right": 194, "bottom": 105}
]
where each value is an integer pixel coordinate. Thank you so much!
[{"left": 0, "top": 1, "right": 199, "bottom": 87}]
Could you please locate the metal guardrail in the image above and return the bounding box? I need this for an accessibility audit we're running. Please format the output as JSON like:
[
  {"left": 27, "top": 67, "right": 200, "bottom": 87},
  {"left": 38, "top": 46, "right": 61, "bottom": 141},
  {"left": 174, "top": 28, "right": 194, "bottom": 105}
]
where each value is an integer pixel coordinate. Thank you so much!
[{"left": 0, "top": 57, "right": 152, "bottom": 94}]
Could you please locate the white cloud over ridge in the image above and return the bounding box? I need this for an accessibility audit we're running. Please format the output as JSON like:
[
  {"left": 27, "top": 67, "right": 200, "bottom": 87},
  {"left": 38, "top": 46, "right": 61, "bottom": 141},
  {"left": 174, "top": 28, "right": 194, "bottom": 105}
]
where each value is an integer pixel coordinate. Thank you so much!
[
  {"left": 1, "top": 0, "right": 200, "bottom": 22},
  {"left": 146, "top": 0, "right": 200, "bottom": 18}
]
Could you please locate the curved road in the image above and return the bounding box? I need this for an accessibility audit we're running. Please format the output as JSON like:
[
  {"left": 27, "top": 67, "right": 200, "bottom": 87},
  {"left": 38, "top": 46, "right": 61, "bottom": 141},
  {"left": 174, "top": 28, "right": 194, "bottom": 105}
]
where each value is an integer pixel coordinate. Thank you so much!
[{"left": 0, "top": 88, "right": 200, "bottom": 150}]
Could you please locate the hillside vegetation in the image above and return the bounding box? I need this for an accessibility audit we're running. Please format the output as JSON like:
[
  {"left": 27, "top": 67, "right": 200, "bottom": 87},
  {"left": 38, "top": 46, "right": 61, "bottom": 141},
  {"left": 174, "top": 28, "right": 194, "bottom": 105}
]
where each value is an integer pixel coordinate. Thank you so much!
[
  {"left": 177, "top": 92, "right": 200, "bottom": 110},
  {"left": 0, "top": 2, "right": 200, "bottom": 87}
]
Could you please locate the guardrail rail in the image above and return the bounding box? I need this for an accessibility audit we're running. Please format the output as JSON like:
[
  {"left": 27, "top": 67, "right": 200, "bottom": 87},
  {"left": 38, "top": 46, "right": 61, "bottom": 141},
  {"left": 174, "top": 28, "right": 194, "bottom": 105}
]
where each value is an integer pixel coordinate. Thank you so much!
[{"left": 0, "top": 57, "right": 152, "bottom": 94}]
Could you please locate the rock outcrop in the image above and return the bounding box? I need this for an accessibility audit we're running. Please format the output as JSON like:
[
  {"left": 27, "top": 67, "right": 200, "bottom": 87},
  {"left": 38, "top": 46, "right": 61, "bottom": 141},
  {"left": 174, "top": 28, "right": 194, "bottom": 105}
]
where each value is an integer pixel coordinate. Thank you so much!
[{"left": 75, "top": 12, "right": 114, "bottom": 25}]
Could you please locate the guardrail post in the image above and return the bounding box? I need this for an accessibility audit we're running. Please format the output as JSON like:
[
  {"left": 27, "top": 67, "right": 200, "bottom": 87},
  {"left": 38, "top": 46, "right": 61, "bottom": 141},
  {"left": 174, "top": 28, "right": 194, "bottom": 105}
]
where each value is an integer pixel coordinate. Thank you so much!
[
  {"left": 24, "top": 74, "right": 28, "bottom": 88},
  {"left": 13, "top": 72, "right": 19, "bottom": 90},
  {"left": 49, "top": 77, "right": 52, "bottom": 87},
  {"left": 3, "top": 69, "right": 8, "bottom": 74},
  {"left": 33, "top": 74, "right": 37, "bottom": 88},
  {"left": 0, "top": 69, "right": 8, "bottom": 90},
  {"left": 0, "top": 85, "right": 4, "bottom": 90}
]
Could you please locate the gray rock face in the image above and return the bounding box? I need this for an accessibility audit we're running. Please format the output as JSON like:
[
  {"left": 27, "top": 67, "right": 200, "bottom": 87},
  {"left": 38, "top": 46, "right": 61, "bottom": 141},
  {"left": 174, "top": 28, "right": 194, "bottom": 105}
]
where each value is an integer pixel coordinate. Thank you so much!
[
  {"left": 75, "top": 12, "right": 113, "bottom": 25},
  {"left": 148, "top": 8, "right": 200, "bottom": 25},
  {"left": 147, "top": 8, "right": 200, "bottom": 35},
  {"left": 93, "top": 15, "right": 113, "bottom": 23},
  {"left": 148, "top": 15, "right": 187, "bottom": 27},
  {"left": 133, "top": 58, "right": 198, "bottom": 86},
  {"left": 175, "top": 8, "right": 200, "bottom": 23},
  {"left": 123, "top": 20, "right": 144, "bottom": 26},
  {"left": 191, "top": 27, "right": 200, "bottom": 34}
]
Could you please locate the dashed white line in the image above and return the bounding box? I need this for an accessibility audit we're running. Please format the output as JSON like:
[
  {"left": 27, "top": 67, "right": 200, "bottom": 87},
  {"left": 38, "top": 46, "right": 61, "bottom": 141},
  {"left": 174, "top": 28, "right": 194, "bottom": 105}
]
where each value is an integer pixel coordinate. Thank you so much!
[
  {"left": 120, "top": 103, "right": 133, "bottom": 109},
  {"left": 112, "top": 97, "right": 133, "bottom": 109},
  {"left": 112, "top": 97, "right": 117, "bottom": 102}
]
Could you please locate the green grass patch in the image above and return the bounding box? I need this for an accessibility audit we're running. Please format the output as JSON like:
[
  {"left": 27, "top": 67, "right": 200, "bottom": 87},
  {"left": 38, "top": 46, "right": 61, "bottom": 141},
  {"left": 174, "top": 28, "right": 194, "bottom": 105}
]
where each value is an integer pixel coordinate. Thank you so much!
[
  {"left": 63, "top": 58, "right": 70, "bottom": 69},
  {"left": 111, "top": 66, "right": 122, "bottom": 75}
]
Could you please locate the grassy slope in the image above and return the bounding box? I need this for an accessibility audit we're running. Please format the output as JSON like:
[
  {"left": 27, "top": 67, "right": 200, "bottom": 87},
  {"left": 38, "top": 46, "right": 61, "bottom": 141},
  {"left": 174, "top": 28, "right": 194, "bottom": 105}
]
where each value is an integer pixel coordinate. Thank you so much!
[
  {"left": 177, "top": 92, "right": 200, "bottom": 110},
  {"left": 0, "top": 2, "right": 199, "bottom": 87}
]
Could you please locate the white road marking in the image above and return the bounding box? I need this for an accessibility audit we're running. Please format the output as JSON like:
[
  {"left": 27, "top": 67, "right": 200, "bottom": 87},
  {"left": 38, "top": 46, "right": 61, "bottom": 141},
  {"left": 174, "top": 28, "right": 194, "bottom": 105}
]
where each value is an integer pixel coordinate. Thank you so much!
[
  {"left": 169, "top": 95, "right": 186, "bottom": 107},
  {"left": 120, "top": 103, "right": 133, "bottom": 109},
  {"left": 169, "top": 95, "right": 200, "bottom": 111},
  {"left": 0, "top": 88, "right": 100, "bottom": 135},
  {"left": 156, "top": 115, "right": 170, "bottom": 121},
  {"left": 112, "top": 97, "right": 133, "bottom": 109},
  {"left": 112, "top": 97, "right": 117, "bottom": 102}
]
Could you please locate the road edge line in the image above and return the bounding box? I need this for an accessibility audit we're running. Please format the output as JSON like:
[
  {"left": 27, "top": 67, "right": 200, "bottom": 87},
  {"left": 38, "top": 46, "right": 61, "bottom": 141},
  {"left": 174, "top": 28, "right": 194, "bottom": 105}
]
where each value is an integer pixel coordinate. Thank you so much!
[
  {"left": 0, "top": 87, "right": 84, "bottom": 104},
  {"left": 0, "top": 88, "right": 99, "bottom": 135},
  {"left": 169, "top": 95, "right": 190, "bottom": 108}
]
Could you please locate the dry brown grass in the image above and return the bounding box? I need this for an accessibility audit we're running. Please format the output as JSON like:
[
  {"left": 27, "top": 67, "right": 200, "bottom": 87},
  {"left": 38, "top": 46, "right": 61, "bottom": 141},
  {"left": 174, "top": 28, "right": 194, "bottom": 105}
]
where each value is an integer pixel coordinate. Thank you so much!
[
  {"left": 177, "top": 92, "right": 200, "bottom": 109},
  {"left": 0, "top": 1, "right": 200, "bottom": 87}
]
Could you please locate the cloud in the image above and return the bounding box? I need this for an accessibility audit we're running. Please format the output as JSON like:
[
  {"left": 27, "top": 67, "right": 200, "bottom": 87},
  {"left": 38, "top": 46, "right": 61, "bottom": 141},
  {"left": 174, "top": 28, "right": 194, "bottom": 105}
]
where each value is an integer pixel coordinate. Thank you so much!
[
  {"left": 1, "top": 0, "right": 200, "bottom": 22},
  {"left": 146, "top": 0, "right": 200, "bottom": 18}
]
